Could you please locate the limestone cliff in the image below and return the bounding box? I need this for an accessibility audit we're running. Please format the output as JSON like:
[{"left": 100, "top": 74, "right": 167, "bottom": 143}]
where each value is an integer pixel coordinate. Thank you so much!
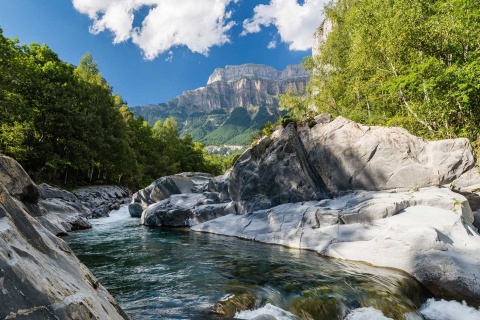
[{"left": 132, "top": 64, "right": 309, "bottom": 145}]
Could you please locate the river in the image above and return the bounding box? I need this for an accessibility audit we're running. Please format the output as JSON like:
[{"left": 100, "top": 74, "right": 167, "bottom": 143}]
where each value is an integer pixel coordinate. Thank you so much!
[{"left": 65, "top": 206, "right": 480, "bottom": 320}]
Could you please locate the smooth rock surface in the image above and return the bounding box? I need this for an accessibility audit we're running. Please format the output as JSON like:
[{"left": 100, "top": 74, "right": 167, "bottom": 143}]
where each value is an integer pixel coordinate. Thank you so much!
[
  {"left": 193, "top": 187, "right": 480, "bottom": 306},
  {"left": 0, "top": 182, "right": 129, "bottom": 319},
  {"left": 130, "top": 173, "right": 215, "bottom": 217},
  {"left": 141, "top": 193, "right": 234, "bottom": 227},
  {"left": 230, "top": 116, "right": 475, "bottom": 213}
]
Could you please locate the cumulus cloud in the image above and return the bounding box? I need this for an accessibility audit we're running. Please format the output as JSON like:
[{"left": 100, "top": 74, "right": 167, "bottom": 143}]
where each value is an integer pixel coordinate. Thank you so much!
[
  {"left": 72, "top": 0, "right": 237, "bottom": 59},
  {"left": 242, "top": 0, "right": 327, "bottom": 51}
]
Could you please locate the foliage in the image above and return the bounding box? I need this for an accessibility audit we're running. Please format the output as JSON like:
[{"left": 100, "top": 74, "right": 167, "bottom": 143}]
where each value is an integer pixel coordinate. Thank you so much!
[
  {"left": 0, "top": 29, "right": 227, "bottom": 188},
  {"left": 305, "top": 0, "right": 480, "bottom": 143}
]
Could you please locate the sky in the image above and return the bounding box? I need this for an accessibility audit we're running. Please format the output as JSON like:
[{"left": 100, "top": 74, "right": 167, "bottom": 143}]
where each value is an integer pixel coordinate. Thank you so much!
[{"left": 0, "top": 0, "right": 327, "bottom": 107}]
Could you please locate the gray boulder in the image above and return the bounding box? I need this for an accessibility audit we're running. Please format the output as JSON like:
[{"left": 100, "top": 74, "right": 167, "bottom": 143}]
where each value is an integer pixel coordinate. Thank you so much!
[
  {"left": 0, "top": 155, "right": 92, "bottom": 236},
  {"left": 0, "top": 154, "right": 39, "bottom": 203},
  {"left": 229, "top": 125, "right": 328, "bottom": 214},
  {"left": 229, "top": 116, "right": 475, "bottom": 213},
  {"left": 0, "top": 162, "right": 129, "bottom": 319},
  {"left": 141, "top": 193, "right": 235, "bottom": 227},
  {"left": 73, "top": 185, "right": 131, "bottom": 218},
  {"left": 130, "top": 172, "right": 215, "bottom": 217}
]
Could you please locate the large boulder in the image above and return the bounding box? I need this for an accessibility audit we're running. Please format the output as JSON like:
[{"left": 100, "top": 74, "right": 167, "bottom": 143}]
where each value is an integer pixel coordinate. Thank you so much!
[
  {"left": 129, "top": 172, "right": 215, "bottom": 217},
  {"left": 0, "top": 155, "right": 92, "bottom": 235},
  {"left": 141, "top": 193, "right": 236, "bottom": 227},
  {"left": 0, "top": 176, "right": 129, "bottom": 319},
  {"left": 0, "top": 154, "right": 39, "bottom": 203},
  {"left": 193, "top": 187, "right": 480, "bottom": 306},
  {"left": 229, "top": 125, "right": 328, "bottom": 214},
  {"left": 229, "top": 116, "right": 475, "bottom": 213}
]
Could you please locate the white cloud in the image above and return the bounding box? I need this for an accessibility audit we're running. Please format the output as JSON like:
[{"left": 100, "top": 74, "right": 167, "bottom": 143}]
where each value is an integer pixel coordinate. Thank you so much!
[
  {"left": 267, "top": 40, "right": 277, "bottom": 49},
  {"left": 72, "top": 0, "right": 237, "bottom": 60},
  {"left": 242, "top": 0, "right": 327, "bottom": 51},
  {"left": 165, "top": 50, "right": 173, "bottom": 62}
]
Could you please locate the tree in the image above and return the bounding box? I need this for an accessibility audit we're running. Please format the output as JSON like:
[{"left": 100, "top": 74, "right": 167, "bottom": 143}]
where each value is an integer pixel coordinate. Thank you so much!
[{"left": 307, "top": 0, "right": 480, "bottom": 143}]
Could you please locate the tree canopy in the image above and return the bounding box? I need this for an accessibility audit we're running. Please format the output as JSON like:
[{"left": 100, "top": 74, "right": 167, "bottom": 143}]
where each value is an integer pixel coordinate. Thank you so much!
[
  {"left": 0, "top": 29, "right": 228, "bottom": 187},
  {"left": 303, "top": 0, "right": 480, "bottom": 143}
]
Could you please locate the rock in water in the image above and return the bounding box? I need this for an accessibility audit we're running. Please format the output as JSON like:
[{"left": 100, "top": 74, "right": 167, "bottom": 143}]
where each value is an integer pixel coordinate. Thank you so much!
[
  {"left": 129, "top": 173, "right": 214, "bottom": 217},
  {"left": 0, "top": 157, "right": 129, "bottom": 319},
  {"left": 229, "top": 116, "right": 474, "bottom": 213}
]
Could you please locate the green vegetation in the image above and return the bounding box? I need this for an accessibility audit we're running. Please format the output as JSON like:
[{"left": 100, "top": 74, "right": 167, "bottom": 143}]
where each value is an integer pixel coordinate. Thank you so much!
[
  {"left": 0, "top": 29, "right": 228, "bottom": 188},
  {"left": 297, "top": 0, "right": 480, "bottom": 145}
]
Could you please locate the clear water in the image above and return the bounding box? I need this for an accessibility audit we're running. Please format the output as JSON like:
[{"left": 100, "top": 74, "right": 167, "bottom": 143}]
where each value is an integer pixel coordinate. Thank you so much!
[{"left": 65, "top": 206, "right": 430, "bottom": 320}]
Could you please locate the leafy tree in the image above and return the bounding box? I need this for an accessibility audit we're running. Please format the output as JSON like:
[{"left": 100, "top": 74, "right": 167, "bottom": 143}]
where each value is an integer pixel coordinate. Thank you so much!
[{"left": 306, "top": 0, "right": 480, "bottom": 144}]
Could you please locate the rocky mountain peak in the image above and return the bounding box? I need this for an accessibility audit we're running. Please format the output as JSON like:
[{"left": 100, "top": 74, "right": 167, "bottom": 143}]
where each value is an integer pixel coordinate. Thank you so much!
[{"left": 207, "top": 63, "right": 309, "bottom": 85}]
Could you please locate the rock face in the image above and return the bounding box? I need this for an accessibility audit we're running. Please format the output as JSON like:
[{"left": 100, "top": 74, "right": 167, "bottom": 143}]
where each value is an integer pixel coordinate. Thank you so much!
[
  {"left": 207, "top": 64, "right": 309, "bottom": 85},
  {"left": 73, "top": 185, "right": 131, "bottom": 218},
  {"left": 193, "top": 187, "right": 480, "bottom": 307},
  {"left": 230, "top": 116, "right": 475, "bottom": 213},
  {"left": 312, "top": 18, "right": 333, "bottom": 57},
  {"left": 0, "top": 155, "right": 129, "bottom": 319},
  {"left": 131, "top": 64, "right": 309, "bottom": 145}
]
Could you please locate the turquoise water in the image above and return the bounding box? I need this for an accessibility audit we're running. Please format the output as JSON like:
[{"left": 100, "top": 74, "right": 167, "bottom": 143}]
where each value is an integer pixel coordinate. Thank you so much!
[{"left": 65, "top": 206, "right": 430, "bottom": 320}]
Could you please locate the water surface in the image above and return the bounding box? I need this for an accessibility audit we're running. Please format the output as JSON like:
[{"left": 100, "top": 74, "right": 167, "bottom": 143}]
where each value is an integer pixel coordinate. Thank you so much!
[{"left": 66, "top": 206, "right": 430, "bottom": 319}]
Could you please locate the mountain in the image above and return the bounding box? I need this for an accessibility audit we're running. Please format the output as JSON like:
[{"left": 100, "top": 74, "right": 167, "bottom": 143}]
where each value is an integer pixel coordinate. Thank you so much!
[{"left": 131, "top": 64, "right": 309, "bottom": 146}]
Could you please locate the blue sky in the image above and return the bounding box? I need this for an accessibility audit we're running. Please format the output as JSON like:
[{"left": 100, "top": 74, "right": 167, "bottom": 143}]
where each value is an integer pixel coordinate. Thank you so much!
[{"left": 0, "top": 0, "right": 326, "bottom": 106}]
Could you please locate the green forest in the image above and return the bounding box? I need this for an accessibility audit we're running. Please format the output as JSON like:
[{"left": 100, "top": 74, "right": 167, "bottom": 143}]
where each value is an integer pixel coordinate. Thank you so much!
[
  {"left": 0, "top": 29, "right": 228, "bottom": 188},
  {"left": 285, "top": 0, "right": 480, "bottom": 147}
]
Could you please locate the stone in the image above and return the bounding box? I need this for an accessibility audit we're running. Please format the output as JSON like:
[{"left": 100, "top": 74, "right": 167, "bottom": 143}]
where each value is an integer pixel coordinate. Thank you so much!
[
  {"left": 0, "top": 183, "right": 129, "bottom": 319},
  {"left": 141, "top": 193, "right": 233, "bottom": 227},
  {"left": 229, "top": 124, "right": 329, "bottom": 214},
  {"left": 229, "top": 116, "right": 475, "bottom": 213},
  {"left": 73, "top": 185, "right": 131, "bottom": 218},
  {"left": 130, "top": 173, "right": 214, "bottom": 217},
  {"left": 0, "top": 154, "right": 39, "bottom": 203},
  {"left": 193, "top": 187, "right": 480, "bottom": 306}
]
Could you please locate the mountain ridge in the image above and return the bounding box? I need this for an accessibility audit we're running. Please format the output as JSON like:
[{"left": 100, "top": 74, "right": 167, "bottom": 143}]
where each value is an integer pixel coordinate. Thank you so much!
[{"left": 132, "top": 63, "right": 310, "bottom": 146}]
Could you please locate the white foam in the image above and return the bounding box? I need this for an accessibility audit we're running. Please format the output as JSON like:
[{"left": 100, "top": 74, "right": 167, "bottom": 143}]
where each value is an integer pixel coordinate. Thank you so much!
[
  {"left": 420, "top": 299, "right": 480, "bottom": 320},
  {"left": 344, "top": 307, "right": 393, "bottom": 320},
  {"left": 235, "top": 303, "right": 298, "bottom": 319}
]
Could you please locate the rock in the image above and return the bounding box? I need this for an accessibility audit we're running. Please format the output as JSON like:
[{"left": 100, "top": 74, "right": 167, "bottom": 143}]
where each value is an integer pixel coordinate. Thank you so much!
[
  {"left": 312, "top": 18, "right": 333, "bottom": 57},
  {"left": 213, "top": 292, "right": 256, "bottom": 318},
  {"left": 207, "top": 64, "right": 309, "bottom": 85},
  {"left": 229, "top": 124, "right": 329, "bottom": 214},
  {"left": 73, "top": 185, "right": 131, "bottom": 218},
  {"left": 0, "top": 181, "right": 129, "bottom": 319},
  {"left": 130, "top": 173, "right": 214, "bottom": 217},
  {"left": 229, "top": 116, "right": 475, "bottom": 213},
  {"left": 0, "top": 154, "right": 39, "bottom": 203},
  {"left": 300, "top": 117, "right": 474, "bottom": 193},
  {"left": 141, "top": 193, "right": 234, "bottom": 227},
  {"left": 193, "top": 187, "right": 480, "bottom": 306}
]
